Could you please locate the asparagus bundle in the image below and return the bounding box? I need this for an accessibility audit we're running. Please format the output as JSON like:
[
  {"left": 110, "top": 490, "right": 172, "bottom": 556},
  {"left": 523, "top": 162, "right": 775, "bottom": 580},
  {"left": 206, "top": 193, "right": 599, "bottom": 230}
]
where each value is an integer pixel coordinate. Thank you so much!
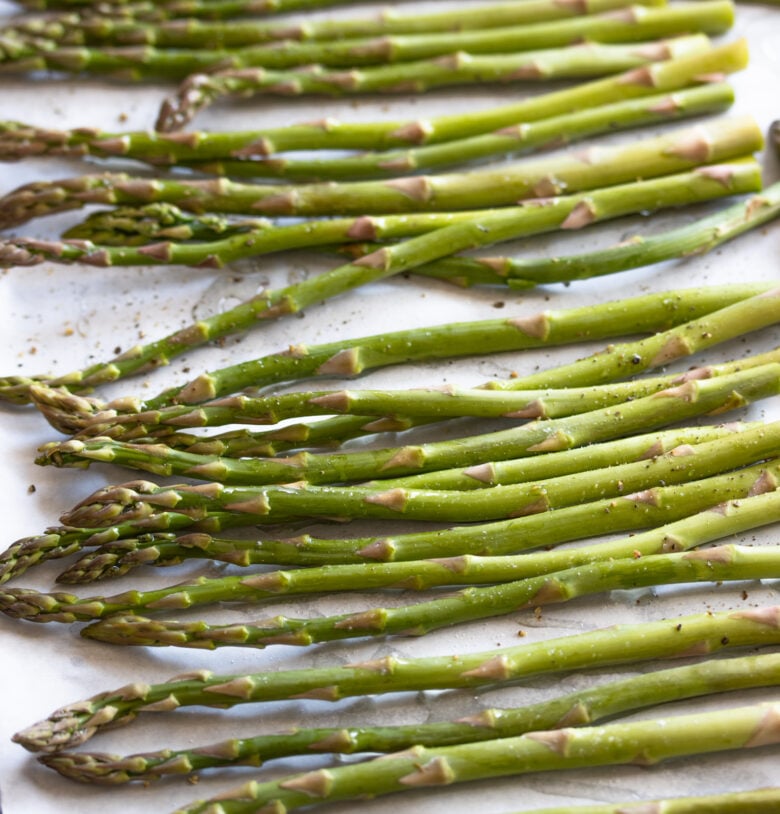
[
  {"left": 36, "top": 370, "right": 780, "bottom": 485},
  {"left": 0, "top": 163, "right": 762, "bottom": 283},
  {"left": 36, "top": 652, "right": 780, "bottom": 784},
  {"left": 15, "top": 604, "right": 780, "bottom": 752},
  {"left": 2, "top": 0, "right": 668, "bottom": 49},
  {"left": 0, "top": 43, "right": 747, "bottom": 166},
  {"left": 0, "top": 2, "right": 737, "bottom": 79},
  {"left": 61, "top": 179, "right": 780, "bottom": 294},
  {"left": 6, "top": 425, "right": 779, "bottom": 589},
  {"left": 7, "top": 476, "right": 780, "bottom": 623},
  {"left": 40, "top": 365, "right": 780, "bottom": 518}
]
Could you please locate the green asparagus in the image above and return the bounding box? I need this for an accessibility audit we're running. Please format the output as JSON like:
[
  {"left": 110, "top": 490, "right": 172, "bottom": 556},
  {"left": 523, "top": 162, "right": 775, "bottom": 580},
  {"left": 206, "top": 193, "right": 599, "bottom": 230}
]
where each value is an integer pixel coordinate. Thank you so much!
[
  {"left": 166, "top": 701, "right": 780, "bottom": 812},
  {"left": 5, "top": 0, "right": 667, "bottom": 49},
  {"left": 0, "top": 3, "right": 736, "bottom": 79},
  {"left": 5, "top": 435, "right": 779, "bottom": 586},
  {"left": 1, "top": 117, "right": 762, "bottom": 228},
  {"left": 14, "top": 604, "right": 780, "bottom": 752},
  {"left": 36, "top": 653, "right": 780, "bottom": 784},
  {"left": 55, "top": 469, "right": 777, "bottom": 583},
  {"left": 0, "top": 43, "right": 747, "bottom": 163},
  {"left": 156, "top": 38, "right": 714, "bottom": 129},
  {"left": 8, "top": 471, "right": 780, "bottom": 622}
]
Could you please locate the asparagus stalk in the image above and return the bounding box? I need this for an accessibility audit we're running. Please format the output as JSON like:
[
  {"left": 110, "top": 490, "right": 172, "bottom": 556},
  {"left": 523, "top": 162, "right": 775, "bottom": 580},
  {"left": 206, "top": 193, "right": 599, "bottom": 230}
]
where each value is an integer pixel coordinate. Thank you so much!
[
  {"left": 6, "top": 283, "right": 762, "bottom": 408},
  {"left": 1, "top": 117, "right": 762, "bottom": 229},
  {"left": 94, "top": 414, "right": 747, "bottom": 467},
  {"left": 10, "top": 0, "right": 361, "bottom": 13},
  {"left": 518, "top": 790, "right": 780, "bottom": 814},
  {"left": 0, "top": 3, "right": 736, "bottom": 78},
  {"left": 157, "top": 38, "right": 715, "bottom": 130},
  {"left": 56, "top": 465, "right": 776, "bottom": 584},
  {"left": 389, "top": 180, "right": 780, "bottom": 286},
  {"left": 5, "top": 429, "right": 778, "bottom": 587},
  {"left": 45, "top": 366, "right": 780, "bottom": 528},
  {"left": 72, "top": 543, "right": 780, "bottom": 648},
  {"left": 0, "top": 166, "right": 759, "bottom": 415},
  {"left": 3, "top": 0, "right": 668, "bottom": 49},
  {"left": 67, "top": 346, "right": 779, "bottom": 468},
  {"left": 32, "top": 373, "right": 711, "bottom": 437},
  {"left": 36, "top": 652, "right": 780, "bottom": 784},
  {"left": 11, "top": 468, "right": 780, "bottom": 622},
  {"left": 161, "top": 701, "right": 780, "bottom": 813},
  {"left": 44, "top": 285, "right": 778, "bottom": 442},
  {"left": 177, "top": 82, "right": 734, "bottom": 181},
  {"left": 15, "top": 604, "right": 780, "bottom": 752},
  {"left": 0, "top": 44, "right": 747, "bottom": 163}
]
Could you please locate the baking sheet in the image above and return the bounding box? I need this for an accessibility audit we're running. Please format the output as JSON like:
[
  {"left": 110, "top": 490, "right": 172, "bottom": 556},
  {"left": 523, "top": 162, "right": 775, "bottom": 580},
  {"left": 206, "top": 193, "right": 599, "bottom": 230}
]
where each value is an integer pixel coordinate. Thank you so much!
[{"left": 0, "top": 1, "right": 779, "bottom": 811}]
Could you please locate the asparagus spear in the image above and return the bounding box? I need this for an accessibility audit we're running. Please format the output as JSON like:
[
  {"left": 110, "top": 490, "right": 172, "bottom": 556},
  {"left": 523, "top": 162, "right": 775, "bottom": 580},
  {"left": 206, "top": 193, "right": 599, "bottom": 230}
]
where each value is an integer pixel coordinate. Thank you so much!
[
  {"left": 15, "top": 604, "right": 780, "bottom": 752},
  {"left": 56, "top": 466, "right": 776, "bottom": 584},
  {"left": 10, "top": 463, "right": 780, "bottom": 622},
  {"left": 517, "top": 790, "right": 780, "bottom": 814},
  {"left": 0, "top": 3, "right": 736, "bottom": 78},
  {"left": 10, "top": 0, "right": 361, "bottom": 13},
  {"left": 387, "top": 180, "right": 780, "bottom": 287},
  {"left": 72, "top": 543, "right": 780, "bottom": 648},
  {"left": 42, "top": 286, "right": 777, "bottom": 442},
  {"left": 6, "top": 282, "right": 762, "bottom": 408},
  {"left": 3, "top": 0, "right": 668, "bottom": 49},
  {"left": 0, "top": 165, "right": 759, "bottom": 418},
  {"left": 157, "top": 39, "right": 716, "bottom": 129},
  {"left": 175, "top": 82, "right": 734, "bottom": 181},
  {"left": 31, "top": 373, "right": 711, "bottom": 437},
  {"left": 5, "top": 427, "right": 778, "bottom": 588},
  {"left": 160, "top": 701, "right": 780, "bottom": 813},
  {"left": 1, "top": 117, "right": 762, "bottom": 229},
  {"left": 0, "top": 44, "right": 747, "bottom": 164},
  {"left": 46, "top": 366, "right": 780, "bottom": 528},
  {"left": 37, "top": 652, "right": 780, "bottom": 784}
]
